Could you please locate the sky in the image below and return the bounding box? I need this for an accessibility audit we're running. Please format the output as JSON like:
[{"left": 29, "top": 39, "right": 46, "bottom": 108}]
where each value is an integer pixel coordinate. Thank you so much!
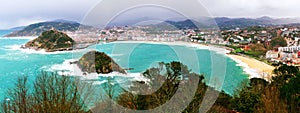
[{"left": 1, "top": 0, "right": 300, "bottom": 29}]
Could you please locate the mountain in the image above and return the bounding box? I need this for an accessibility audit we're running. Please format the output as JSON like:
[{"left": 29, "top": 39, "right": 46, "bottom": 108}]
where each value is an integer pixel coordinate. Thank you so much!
[
  {"left": 107, "top": 17, "right": 160, "bottom": 27},
  {"left": 24, "top": 30, "right": 74, "bottom": 52},
  {"left": 214, "top": 16, "right": 300, "bottom": 29},
  {"left": 151, "top": 19, "right": 218, "bottom": 30},
  {"left": 78, "top": 51, "right": 126, "bottom": 74},
  {"left": 9, "top": 26, "right": 26, "bottom": 31},
  {"left": 51, "top": 19, "right": 78, "bottom": 24},
  {"left": 5, "top": 20, "right": 97, "bottom": 37},
  {"left": 153, "top": 16, "right": 300, "bottom": 30},
  {"left": 215, "top": 17, "right": 265, "bottom": 29}
]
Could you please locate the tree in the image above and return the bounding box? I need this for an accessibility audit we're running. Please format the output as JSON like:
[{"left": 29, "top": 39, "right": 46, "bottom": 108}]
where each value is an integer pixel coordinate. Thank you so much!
[
  {"left": 116, "top": 62, "right": 233, "bottom": 113},
  {"left": 271, "top": 37, "right": 287, "bottom": 48},
  {"left": 1, "top": 72, "right": 94, "bottom": 113},
  {"left": 246, "top": 43, "right": 268, "bottom": 57},
  {"left": 272, "top": 64, "right": 299, "bottom": 86},
  {"left": 280, "top": 73, "right": 300, "bottom": 112},
  {"left": 231, "top": 80, "right": 262, "bottom": 113},
  {"left": 257, "top": 86, "right": 288, "bottom": 113}
]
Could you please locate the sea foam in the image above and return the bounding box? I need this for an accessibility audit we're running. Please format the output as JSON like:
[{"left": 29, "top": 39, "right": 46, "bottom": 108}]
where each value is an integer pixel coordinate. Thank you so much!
[
  {"left": 0, "top": 36, "right": 36, "bottom": 40},
  {"left": 226, "top": 55, "right": 262, "bottom": 79},
  {"left": 42, "top": 59, "right": 149, "bottom": 83}
]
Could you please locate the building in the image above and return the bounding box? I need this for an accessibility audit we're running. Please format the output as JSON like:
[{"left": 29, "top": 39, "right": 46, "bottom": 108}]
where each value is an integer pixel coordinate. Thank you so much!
[
  {"left": 278, "top": 46, "right": 300, "bottom": 52},
  {"left": 266, "top": 51, "right": 279, "bottom": 59}
]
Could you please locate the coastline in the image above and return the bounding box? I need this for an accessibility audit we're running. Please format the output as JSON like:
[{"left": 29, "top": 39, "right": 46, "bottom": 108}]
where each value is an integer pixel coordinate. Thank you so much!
[
  {"left": 108, "top": 41, "right": 274, "bottom": 80},
  {"left": 5, "top": 37, "right": 275, "bottom": 81},
  {"left": 45, "top": 59, "right": 149, "bottom": 84},
  {"left": 227, "top": 54, "right": 275, "bottom": 81},
  {"left": 109, "top": 40, "right": 230, "bottom": 53},
  {"left": 0, "top": 36, "right": 36, "bottom": 40},
  {"left": 114, "top": 40, "right": 276, "bottom": 80}
]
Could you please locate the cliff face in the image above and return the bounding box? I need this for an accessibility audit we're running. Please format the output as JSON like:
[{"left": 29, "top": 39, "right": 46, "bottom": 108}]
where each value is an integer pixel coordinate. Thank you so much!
[
  {"left": 78, "top": 51, "right": 126, "bottom": 74},
  {"left": 25, "top": 30, "right": 74, "bottom": 52}
]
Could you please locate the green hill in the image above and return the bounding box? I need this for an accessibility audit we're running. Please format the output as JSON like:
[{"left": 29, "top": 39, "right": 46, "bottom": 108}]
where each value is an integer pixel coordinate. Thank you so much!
[
  {"left": 78, "top": 51, "right": 126, "bottom": 74},
  {"left": 25, "top": 30, "right": 74, "bottom": 52}
]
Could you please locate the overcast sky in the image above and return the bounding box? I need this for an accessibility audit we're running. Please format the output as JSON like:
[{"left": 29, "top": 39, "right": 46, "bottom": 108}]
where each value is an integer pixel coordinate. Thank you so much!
[{"left": 1, "top": 0, "right": 300, "bottom": 29}]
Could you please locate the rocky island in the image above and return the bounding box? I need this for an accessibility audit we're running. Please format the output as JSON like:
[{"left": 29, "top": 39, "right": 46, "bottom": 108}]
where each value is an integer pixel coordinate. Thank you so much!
[
  {"left": 78, "top": 51, "right": 126, "bottom": 74},
  {"left": 24, "top": 30, "right": 74, "bottom": 52}
]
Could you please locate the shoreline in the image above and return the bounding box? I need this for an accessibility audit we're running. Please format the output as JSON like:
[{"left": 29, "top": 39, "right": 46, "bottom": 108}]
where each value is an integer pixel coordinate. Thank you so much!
[
  {"left": 114, "top": 41, "right": 275, "bottom": 80},
  {"left": 4, "top": 37, "right": 275, "bottom": 80},
  {"left": 227, "top": 54, "right": 275, "bottom": 81},
  {"left": 109, "top": 40, "right": 231, "bottom": 53},
  {"left": 45, "top": 59, "right": 149, "bottom": 84},
  {"left": 114, "top": 40, "right": 275, "bottom": 80}
]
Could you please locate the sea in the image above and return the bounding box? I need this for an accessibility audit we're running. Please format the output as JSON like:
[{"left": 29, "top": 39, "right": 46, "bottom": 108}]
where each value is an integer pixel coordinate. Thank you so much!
[{"left": 0, "top": 30, "right": 249, "bottom": 100}]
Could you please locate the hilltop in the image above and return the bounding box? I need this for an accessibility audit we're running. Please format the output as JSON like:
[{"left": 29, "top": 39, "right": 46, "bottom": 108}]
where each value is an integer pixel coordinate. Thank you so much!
[
  {"left": 5, "top": 20, "right": 98, "bottom": 37},
  {"left": 24, "top": 30, "right": 74, "bottom": 52},
  {"left": 77, "top": 51, "right": 126, "bottom": 74},
  {"left": 109, "top": 16, "right": 300, "bottom": 30}
]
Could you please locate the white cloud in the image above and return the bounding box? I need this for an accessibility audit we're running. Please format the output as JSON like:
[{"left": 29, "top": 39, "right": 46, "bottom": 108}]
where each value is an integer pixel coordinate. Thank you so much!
[
  {"left": 0, "top": 0, "right": 100, "bottom": 29},
  {"left": 200, "top": 0, "right": 300, "bottom": 18},
  {"left": 0, "top": 0, "right": 300, "bottom": 29}
]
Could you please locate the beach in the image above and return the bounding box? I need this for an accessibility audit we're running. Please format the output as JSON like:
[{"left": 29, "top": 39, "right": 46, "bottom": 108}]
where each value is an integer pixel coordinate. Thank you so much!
[{"left": 227, "top": 54, "right": 275, "bottom": 80}]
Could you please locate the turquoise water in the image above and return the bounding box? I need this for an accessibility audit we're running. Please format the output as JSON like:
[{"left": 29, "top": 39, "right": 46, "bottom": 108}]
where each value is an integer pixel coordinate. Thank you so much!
[{"left": 0, "top": 30, "right": 248, "bottom": 100}]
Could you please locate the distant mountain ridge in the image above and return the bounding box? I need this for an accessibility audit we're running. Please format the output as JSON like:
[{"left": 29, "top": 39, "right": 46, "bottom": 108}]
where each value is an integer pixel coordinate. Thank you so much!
[
  {"left": 5, "top": 19, "right": 97, "bottom": 37},
  {"left": 215, "top": 16, "right": 300, "bottom": 29},
  {"left": 5, "top": 16, "right": 300, "bottom": 36},
  {"left": 137, "top": 16, "right": 300, "bottom": 30}
]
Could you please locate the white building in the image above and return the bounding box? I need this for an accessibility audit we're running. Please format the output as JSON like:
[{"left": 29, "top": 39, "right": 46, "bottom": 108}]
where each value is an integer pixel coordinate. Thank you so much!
[{"left": 266, "top": 51, "right": 279, "bottom": 59}]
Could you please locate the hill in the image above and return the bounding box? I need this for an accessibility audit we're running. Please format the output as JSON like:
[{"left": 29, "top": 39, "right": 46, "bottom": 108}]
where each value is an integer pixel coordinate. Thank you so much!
[
  {"left": 5, "top": 20, "right": 97, "bottom": 37},
  {"left": 78, "top": 51, "right": 126, "bottom": 74},
  {"left": 24, "top": 30, "right": 74, "bottom": 52},
  {"left": 134, "top": 16, "right": 300, "bottom": 30}
]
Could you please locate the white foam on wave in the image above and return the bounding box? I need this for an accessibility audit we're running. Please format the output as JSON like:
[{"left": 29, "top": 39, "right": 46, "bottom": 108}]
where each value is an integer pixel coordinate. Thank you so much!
[
  {"left": 108, "top": 54, "right": 123, "bottom": 57},
  {"left": 43, "top": 59, "right": 149, "bottom": 83},
  {"left": 3, "top": 45, "right": 22, "bottom": 51},
  {"left": 0, "top": 36, "right": 36, "bottom": 40},
  {"left": 3, "top": 44, "right": 89, "bottom": 55},
  {"left": 226, "top": 55, "right": 262, "bottom": 79}
]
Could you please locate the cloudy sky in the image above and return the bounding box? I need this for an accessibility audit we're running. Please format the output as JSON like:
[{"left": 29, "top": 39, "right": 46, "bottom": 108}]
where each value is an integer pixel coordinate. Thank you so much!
[{"left": 1, "top": 0, "right": 300, "bottom": 29}]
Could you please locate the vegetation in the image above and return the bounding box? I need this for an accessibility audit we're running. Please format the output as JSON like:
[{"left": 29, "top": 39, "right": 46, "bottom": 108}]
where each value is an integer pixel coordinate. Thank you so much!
[
  {"left": 5, "top": 21, "right": 81, "bottom": 37},
  {"left": 1, "top": 72, "right": 94, "bottom": 113},
  {"left": 25, "top": 30, "right": 74, "bottom": 52},
  {"left": 231, "top": 48, "right": 244, "bottom": 54},
  {"left": 78, "top": 51, "right": 126, "bottom": 74},
  {"left": 270, "top": 37, "right": 287, "bottom": 48},
  {"left": 91, "top": 61, "right": 233, "bottom": 112},
  {"left": 231, "top": 64, "right": 300, "bottom": 113},
  {"left": 244, "top": 43, "right": 268, "bottom": 58},
  {"left": 2, "top": 62, "right": 299, "bottom": 112}
]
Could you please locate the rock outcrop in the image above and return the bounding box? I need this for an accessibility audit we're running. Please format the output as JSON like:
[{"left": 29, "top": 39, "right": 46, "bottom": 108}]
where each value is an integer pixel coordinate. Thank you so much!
[{"left": 78, "top": 51, "right": 126, "bottom": 74}]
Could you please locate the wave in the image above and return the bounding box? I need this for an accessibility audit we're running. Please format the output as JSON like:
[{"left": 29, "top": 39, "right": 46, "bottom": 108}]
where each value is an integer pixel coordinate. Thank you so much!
[
  {"left": 108, "top": 54, "right": 123, "bottom": 57},
  {"left": 0, "top": 36, "right": 36, "bottom": 40},
  {"left": 226, "top": 55, "right": 261, "bottom": 78},
  {"left": 42, "top": 59, "right": 149, "bottom": 82},
  {"left": 3, "top": 44, "right": 90, "bottom": 55}
]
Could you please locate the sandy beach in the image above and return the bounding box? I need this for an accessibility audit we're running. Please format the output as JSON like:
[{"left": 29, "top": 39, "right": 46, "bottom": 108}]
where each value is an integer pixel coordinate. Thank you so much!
[{"left": 228, "top": 54, "right": 275, "bottom": 80}]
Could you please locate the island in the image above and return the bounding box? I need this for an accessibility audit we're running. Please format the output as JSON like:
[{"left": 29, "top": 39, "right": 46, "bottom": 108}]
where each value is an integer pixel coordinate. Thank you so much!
[
  {"left": 24, "top": 30, "right": 74, "bottom": 52},
  {"left": 77, "top": 51, "right": 126, "bottom": 74}
]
